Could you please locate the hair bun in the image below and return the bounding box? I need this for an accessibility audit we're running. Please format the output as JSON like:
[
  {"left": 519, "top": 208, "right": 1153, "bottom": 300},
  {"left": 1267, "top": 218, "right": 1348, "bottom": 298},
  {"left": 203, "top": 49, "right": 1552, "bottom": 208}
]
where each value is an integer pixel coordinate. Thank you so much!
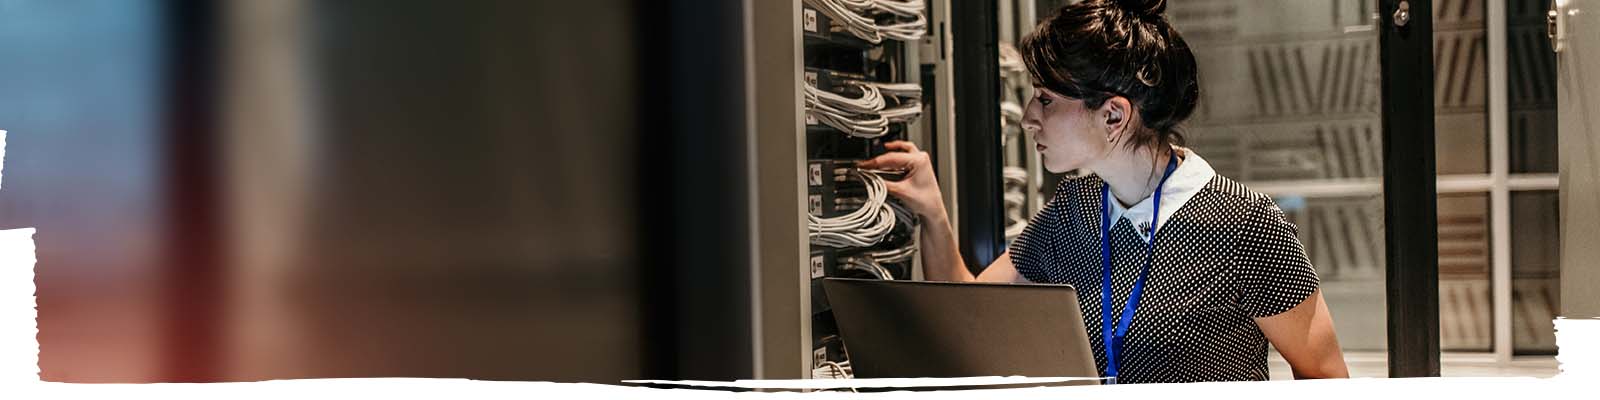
[{"left": 1112, "top": 0, "right": 1167, "bottom": 17}]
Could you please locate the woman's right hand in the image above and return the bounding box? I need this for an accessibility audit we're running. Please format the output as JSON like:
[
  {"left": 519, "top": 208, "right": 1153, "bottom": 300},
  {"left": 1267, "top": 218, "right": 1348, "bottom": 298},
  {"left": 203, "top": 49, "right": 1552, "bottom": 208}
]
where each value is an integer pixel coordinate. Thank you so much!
[{"left": 858, "top": 141, "right": 945, "bottom": 219}]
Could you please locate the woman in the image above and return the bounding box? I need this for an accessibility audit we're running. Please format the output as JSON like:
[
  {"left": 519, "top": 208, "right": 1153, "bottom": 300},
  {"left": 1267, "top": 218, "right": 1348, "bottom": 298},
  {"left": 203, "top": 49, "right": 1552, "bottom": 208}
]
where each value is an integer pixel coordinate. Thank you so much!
[{"left": 859, "top": 0, "right": 1349, "bottom": 383}]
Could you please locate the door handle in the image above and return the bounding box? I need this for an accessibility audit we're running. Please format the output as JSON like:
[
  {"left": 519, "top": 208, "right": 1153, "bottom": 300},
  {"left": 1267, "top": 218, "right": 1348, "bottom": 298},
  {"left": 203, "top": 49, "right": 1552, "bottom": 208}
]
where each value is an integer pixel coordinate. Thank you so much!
[
  {"left": 1393, "top": 0, "right": 1412, "bottom": 28},
  {"left": 1549, "top": 0, "right": 1574, "bottom": 53}
]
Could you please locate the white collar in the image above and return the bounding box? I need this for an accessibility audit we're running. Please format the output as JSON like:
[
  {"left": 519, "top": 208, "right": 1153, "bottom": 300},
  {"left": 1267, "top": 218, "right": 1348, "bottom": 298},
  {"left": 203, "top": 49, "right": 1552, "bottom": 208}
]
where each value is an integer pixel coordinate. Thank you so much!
[{"left": 1104, "top": 148, "right": 1216, "bottom": 242}]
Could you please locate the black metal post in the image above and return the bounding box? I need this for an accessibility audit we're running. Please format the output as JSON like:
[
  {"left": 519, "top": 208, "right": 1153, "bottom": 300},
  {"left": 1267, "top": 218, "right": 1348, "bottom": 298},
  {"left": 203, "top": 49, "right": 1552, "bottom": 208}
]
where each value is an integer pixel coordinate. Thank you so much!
[
  {"left": 1379, "top": 0, "right": 1441, "bottom": 378},
  {"left": 951, "top": 0, "right": 1005, "bottom": 274}
]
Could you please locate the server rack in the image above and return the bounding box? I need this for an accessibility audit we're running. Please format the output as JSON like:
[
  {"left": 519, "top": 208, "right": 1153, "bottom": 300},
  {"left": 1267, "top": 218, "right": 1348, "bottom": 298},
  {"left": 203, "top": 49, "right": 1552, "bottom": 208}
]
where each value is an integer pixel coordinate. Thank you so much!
[
  {"left": 799, "top": 0, "right": 929, "bottom": 379},
  {"left": 748, "top": 0, "right": 963, "bottom": 380}
]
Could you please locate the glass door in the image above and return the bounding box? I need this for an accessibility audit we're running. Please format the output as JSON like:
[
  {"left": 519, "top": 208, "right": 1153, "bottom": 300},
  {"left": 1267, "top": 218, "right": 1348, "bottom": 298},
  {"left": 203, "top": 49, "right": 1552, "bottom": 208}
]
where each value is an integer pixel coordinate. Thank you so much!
[{"left": 1167, "top": 0, "right": 1391, "bottom": 376}]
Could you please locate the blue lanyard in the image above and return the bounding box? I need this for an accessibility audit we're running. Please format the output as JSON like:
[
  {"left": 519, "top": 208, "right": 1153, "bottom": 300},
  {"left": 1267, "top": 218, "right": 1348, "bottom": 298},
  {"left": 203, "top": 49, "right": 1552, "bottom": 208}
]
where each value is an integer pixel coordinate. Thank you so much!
[{"left": 1100, "top": 150, "right": 1179, "bottom": 382}]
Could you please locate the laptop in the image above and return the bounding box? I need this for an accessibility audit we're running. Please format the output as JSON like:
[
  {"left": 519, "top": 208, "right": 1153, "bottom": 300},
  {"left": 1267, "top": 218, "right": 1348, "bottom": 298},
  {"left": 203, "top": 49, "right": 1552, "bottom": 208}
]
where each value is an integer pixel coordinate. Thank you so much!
[{"left": 821, "top": 278, "right": 1101, "bottom": 385}]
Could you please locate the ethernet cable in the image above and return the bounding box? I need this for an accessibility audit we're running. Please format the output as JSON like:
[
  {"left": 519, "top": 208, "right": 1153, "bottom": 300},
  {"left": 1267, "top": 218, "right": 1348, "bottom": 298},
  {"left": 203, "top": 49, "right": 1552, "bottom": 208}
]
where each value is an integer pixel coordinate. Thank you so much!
[
  {"left": 875, "top": 12, "right": 927, "bottom": 42},
  {"left": 812, "top": 81, "right": 886, "bottom": 113},
  {"left": 840, "top": 256, "right": 895, "bottom": 280},
  {"left": 804, "top": 0, "right": 884, "bottom": 43},
  {"left": 1000, "top": 101, "right": 1023, "bottom": 123},
  {"left": 874, "top": 0, "right": 924, "bottom": 18},
  {"left": 806, "top": 80, "right": 891, "bottom": 138},
  {"left": 1004, "top": 191, "right": 1026, "bottom": 208},
  {"left": 868, "top": 200, "right": 918, "bottom": 265},
  {"left": 1004, "top": 194, "right": 1027, "bottom": 238},
  {"left": 872, "top": 82, "right": 924, "bottom": 123},
  {"left": 999, "top": 42, "right": 1026, "bottom": 73},
  {"left": 804, "top": 79, "right": 923, "bottom": 137},
  {"left": 1002, "top": 166, "right": 1028, "bottom": 186},
  {"left": 1005, "top": 217, "right": 1029, "bottom": 239},
  {"left": 1002, "top": 167, "right": 1029, "bottom": 239},
  {"left": 870, "top": 82, "right": 923, "bottom": 99},
  {"left": 811, "top": 358, "right": 854, "bottom": 379},
  {"left": 812, "top": 360, "right": 852, "bottom": 379},
  {"left": 879, "top": 100, "right": 922, "bottom": 123},
  {"left": 868, "top": 240, "right": 917, "bottom": 264},
  {"left": 999, "top": 101, "right": 1024, "bottom": 143},
  {"left": 803, "top": 0, "right": 927, "bottom": 43},
  {"left": 809, "top": 169, "right": 897, "bottom": 248}
]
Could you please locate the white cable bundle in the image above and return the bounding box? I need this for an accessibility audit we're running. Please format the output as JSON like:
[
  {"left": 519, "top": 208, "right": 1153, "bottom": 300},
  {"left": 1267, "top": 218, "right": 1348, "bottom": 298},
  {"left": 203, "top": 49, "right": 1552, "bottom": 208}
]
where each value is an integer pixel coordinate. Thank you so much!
[
  {"left": 999, "top": 101, "right": 1024, "bottom": 144},
  {"left": 804, "top": 0, "right": 883, "bottom": 43},
  {"left": 840, "top": 256, "right": 895, "bottom": 280},
  {"left": 1004, "top": 193, "right": 1028, "bottom": 238},
  {"left": 1000, "top": 101, "right": 1024, "bottom": 122},
  {"left": 1003, "top": 191, "right": 1026, "bottom": 209},
  {"left": 1005, "top": 215, "right": 1029, "bottom": 238},
  {"left": 811, "top": 360, "right": 854, "bottom": 379},
  {"left": 1002, "top": 166, "right": 1028, "bottom": 186},
  {"left": 875, "top": 12, "right": 926, "bottom": 41},
  {"left": 813, "top": 81, "right": 886, "bottom": 113},
  {"left": 874, "top": 0, "right": 924, "bottom": 17},
  {"left": 870, "top": 82, "right": 923, "bottom": 99},
  {"left": 804, "top": 0, "right": 927, "bottom": 43},
  {"left": 868, "top": 241, "right": 917, "bottom": 264},
  {"left": 806, "top": 80, "right": 922, "bottom": 137},
  {"left": 806, "top": 81, "right": 891, "bottom": 138},
  {"left": 1003, "top": 166, "right": 1029, "bottom": 238},
  {"left": 999, "top": 42, "right": 1026, "bottom": 73},
  {"left": 879, "top": 100, "right": 922, "bottom": 123},
  {"left": 809, "top": 169, "right": 897, "bottom": 248},
  {"left": 870, "top": 0, "right": 927, "bottom": 41},
  {"left": 870, "top": 82, "right": 923, "bottom": 123}
]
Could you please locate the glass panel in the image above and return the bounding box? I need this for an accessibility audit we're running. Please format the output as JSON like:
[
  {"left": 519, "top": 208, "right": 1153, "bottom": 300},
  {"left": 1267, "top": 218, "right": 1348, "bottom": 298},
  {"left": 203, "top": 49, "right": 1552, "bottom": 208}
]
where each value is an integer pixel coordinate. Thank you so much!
[
  {"left": 1176, "top": 1, "right": 1383, "bottom": 182},
  {"left": 1511, "top": 191, "right": 1560, "bottom": 355},
  {"left": 1507, "top": 0, "right": 1559, "bottom": 173},
  {"left": 1437, "top": 193, "right": 1491, "bottom": 351},
  {"left": 1434, "top": 0, "right": 1488, "bottom": 175},
  {"left": 1171, "top": 1, "right": 1386, "bottom": 366},
  {"left": 1277, "top": 194, "right": 1387, "bottom": 353}
]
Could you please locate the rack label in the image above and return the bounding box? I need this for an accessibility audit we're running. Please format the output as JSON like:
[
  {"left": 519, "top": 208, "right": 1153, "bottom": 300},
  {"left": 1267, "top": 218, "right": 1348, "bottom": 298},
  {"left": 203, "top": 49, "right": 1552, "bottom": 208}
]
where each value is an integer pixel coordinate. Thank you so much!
[
  {"left": 808, "top": 194, "right": 823, "bottom": 215},
  {"left": 803, "top": 72, "right": 820, "bottom": 125},
  {"left": 810, "top": 255, "right": 825, "bottom": 279},
  {"left": 802, "top": 9, "right": 818, "bottom": 33},
  {"left": 808, "top": 162, "right": 823, "bottom": 186}
]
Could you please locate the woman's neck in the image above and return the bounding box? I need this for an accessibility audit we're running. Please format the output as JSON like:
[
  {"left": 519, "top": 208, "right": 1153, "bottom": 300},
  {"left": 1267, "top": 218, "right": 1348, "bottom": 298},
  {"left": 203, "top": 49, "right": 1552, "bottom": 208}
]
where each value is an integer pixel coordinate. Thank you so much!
[{"left": 1092, "top": 144, "right": 1178, "bottom": 208}]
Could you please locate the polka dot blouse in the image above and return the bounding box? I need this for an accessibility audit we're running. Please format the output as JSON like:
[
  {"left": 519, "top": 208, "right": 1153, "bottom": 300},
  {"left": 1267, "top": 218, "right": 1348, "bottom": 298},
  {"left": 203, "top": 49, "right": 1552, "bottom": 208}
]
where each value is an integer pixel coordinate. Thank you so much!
[{"left": 1008, "top": 153, "right": 1320, "bottom": 384}]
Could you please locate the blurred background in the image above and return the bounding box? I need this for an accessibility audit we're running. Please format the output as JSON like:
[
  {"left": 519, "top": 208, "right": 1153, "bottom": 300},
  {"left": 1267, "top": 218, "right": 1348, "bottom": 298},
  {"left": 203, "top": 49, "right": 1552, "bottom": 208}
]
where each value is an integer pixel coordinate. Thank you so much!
[{"left": 0, "top": 0, "right": 755, "bottom": 382}]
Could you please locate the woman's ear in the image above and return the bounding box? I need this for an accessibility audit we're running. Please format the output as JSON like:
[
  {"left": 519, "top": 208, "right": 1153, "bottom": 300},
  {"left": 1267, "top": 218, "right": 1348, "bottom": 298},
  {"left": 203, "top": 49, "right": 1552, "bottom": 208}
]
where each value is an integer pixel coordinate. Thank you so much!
[{"left": 1100, "top": 97, "right": 1133, "bottom": 143}]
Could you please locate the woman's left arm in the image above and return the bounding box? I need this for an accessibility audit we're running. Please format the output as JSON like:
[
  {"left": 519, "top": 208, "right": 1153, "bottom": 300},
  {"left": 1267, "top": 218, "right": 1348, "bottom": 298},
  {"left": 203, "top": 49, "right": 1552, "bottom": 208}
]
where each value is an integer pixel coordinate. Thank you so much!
[{"left": 1255, "top": 289, "right": 1349, "bottom": 379}]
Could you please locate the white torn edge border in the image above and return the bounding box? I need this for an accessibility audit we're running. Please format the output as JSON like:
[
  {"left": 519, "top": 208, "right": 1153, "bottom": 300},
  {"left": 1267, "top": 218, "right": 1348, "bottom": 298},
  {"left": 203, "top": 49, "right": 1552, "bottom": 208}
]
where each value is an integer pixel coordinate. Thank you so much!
[
  {"left": 0, "top": 228, "right": 36, "bottom": 384},
  {"left": 1556, "top": 317, "right": 1597, "bottom": 378},
  {"left": 1, "top": 130, "right": 8, "bottom": 191},
  {"left": 0, "top": 130, "right": 38, "bottom": 383},
  {"left": 624, "top": 376, "right": 1103, "bottom": 390}
]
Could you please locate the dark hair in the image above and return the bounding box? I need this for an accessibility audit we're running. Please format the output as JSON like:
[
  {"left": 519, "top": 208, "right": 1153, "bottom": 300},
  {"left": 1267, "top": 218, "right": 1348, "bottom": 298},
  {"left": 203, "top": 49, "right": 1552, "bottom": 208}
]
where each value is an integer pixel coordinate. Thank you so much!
[{"left": 1019, "top": 0, "right": 1199, "bottom": 151}]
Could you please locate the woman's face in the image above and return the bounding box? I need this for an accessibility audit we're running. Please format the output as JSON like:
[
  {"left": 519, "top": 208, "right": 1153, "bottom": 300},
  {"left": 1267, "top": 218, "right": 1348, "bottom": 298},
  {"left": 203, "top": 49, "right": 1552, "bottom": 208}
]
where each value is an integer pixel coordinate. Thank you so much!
[{"left": 1022, "top": 84, "right": 1111, "bottom": 174}]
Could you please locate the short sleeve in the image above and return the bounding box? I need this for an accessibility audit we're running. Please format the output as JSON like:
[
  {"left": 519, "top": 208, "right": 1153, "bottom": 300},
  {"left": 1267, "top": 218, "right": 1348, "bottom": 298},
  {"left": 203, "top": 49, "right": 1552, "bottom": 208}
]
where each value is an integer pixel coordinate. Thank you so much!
[
  {"left": 1234, "top": 196, "right": 1320, "bottom": 318},
  {"left": 1006, "top": 180, "right": 1073, "bottom": 284}
]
